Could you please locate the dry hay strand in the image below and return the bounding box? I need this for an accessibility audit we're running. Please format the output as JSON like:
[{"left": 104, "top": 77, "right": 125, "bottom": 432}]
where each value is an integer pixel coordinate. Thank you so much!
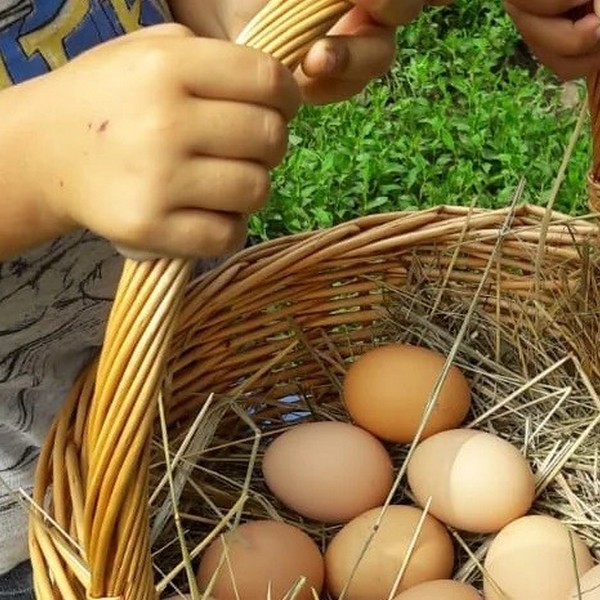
[
  {"left": 145, "top": 219, "right": 600, "bottom": 598},
  {"left": 15, "top": 200, "right": 600, "bottom": 598}
]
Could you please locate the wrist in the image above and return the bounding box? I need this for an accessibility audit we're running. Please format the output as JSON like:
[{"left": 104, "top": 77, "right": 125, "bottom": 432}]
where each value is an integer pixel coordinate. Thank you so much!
[{"left": 0, "top": 78, "right": 76, "bottom": 258}]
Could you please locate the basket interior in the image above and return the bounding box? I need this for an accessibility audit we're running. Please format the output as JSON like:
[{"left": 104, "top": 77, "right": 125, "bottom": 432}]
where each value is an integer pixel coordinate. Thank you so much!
[{"left": 135, "top": 206, "right": 600, "bottom": 595}]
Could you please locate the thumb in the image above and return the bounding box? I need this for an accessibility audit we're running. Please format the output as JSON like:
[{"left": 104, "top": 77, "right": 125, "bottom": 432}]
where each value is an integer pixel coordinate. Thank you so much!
[
  {"left": 301, "top": 37, "right": 351, "bottom": 78},
  {"left": 506, "top": 0, "right": 588, "bottom": 17}
]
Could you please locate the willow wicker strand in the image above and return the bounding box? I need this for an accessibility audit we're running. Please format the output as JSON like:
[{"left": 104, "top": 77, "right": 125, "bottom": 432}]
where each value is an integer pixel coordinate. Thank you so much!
[
  {"left": 239, "top": 0, "right": 336, "bottom": 46},
  {"left": 163, "top": 206, "right": 597, "bottom": 418},
  {"left": 587, "top": 73, "right": 600, "bottom": 214},
  {"left": 28, "top": 2, "right": 352, "bottom": 599}
]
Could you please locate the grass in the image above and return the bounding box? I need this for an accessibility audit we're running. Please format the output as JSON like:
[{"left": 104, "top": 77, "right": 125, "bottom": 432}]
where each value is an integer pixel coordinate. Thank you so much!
[{"left": 249, "top": 0, "right": 592, "bottom": 241}]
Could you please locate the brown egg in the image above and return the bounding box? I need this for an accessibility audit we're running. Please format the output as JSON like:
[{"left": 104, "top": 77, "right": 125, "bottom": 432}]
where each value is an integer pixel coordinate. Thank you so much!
[
  {"left": 393, "top": 579, "right": 481, "bottom": 599},
  {"left": 197, "top": 520, "right": 324, "bottom": 600},
  {"left": 483, "top": 515, "right": 594, "bottom": 600},
  {"left": 325, "top": 505, "right": 455, "bottom": 600},
  {"left": 566, "top": 563, "right": 600, "bottom": 599},
  {"left": 262, "top": 421, "right": 394, "bottom": 523},
  {"left": 343, "top": 344, "right": 471, "bottom": 443},
  {"left": 407, "top": 428, "right": 535, "bottom": 533}
]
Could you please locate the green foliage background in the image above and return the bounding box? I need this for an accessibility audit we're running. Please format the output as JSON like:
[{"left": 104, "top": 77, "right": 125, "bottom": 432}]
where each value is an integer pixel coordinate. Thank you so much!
[{"left": 249, "top": 0, "right": 591, "bottom": 241}]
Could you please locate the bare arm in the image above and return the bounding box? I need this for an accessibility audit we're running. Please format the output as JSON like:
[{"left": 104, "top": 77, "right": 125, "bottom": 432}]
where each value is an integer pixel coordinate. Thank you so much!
[
  {"left": 0, "top": 80, "right": 72, "bottom": 260},
  {"left": 1, "top": 27, "right": 300, "bottom": 262},
  {"left": 167, "top": 0, "right": 262, "bottom": 41}
]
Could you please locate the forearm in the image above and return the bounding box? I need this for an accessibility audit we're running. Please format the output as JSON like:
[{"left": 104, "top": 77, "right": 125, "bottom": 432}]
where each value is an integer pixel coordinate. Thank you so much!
[
  {"left": 167, "top": 0, "right": 261, "bottom": 41},
  {"left": 168, "top": 0, "right": 228, "bottom": 39},
  {"left": 0, "top": 83, "right": 72, "bottom": 260}
]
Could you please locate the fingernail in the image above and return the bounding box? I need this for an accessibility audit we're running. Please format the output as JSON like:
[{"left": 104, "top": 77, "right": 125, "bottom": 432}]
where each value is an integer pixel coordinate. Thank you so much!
[{"left": 320, "top": 44, "right": 340, "bottom": 74}]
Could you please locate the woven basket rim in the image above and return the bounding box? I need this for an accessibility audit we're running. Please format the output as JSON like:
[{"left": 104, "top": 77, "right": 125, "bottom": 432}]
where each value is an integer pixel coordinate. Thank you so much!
[{"left": 28, "top": 198, "right": 600, "bottom": 600}]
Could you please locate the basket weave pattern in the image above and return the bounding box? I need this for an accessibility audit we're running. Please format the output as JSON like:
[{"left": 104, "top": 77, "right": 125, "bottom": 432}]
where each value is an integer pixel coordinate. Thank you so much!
[{"left": 28, "top": 4, "right": 600, "bottom": 600}]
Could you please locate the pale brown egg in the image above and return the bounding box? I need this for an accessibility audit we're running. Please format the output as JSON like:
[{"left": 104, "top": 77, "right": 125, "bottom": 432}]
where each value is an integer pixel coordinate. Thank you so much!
[
  {"left": 342, "top": 344, "right": 471, "bottom": 443},
  {"left": 197, "top": 520, "right": 324, "bottom": 600},
  {"left": 566, "top": 563, "right": 600, "bottom": 599},
  {"left": 407, "top": 428, "right": 535, "bottom": 533},
  {"left": 262, "top": 421, "right": 394, "bottom": 523},
  {"left": 325, "top": 505, "right": 455, "bottom": 600},
  {"left": 393, "top": 579, "right": 481, "bottom": 599},
  {"left": 484, "top": 515, "right": 594, "bottom": 600}
]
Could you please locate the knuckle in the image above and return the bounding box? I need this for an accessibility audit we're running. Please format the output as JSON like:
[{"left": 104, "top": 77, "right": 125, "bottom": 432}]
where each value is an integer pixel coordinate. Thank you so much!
[
  {"left": 262, "top": 110, "right": 288, "bottom": 165},
  {"left": 134, "top": 98, "right": 180, "bottom": 147},
  {"left": 210, "top": 217, "right": 247, "bottom": 256},
  {"left": 145, "top": 105, "right": 179, "bottom": 142},
  {"left": 136, "top": 45, "right": 174, "bottom": 83},
  {"left": 117, "top": 205, "right": 155, "bottom": 245},
  {"left": 117, "top": 176, "right": 171, "bottom": 242},
  {"left": 246, "top": 167, "right": 271, "bottom": 211},
  {"left": 562, "top": 36, "right": 584, "bottom": 57},
  {"left": 376, "top": 46, "right": 396, "bottom": 77},
  {"left": 257, "top": 54, "right": 288, "bottom": 97}
]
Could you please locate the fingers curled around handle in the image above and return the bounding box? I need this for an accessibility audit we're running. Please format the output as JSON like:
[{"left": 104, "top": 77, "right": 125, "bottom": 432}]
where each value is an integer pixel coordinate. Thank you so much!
[{"left": 114, "top": 211, "right": 249, "bottom": 261}]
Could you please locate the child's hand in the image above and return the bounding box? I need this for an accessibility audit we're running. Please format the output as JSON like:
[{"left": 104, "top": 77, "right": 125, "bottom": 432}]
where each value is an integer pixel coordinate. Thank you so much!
[
  {"left": 171, "top": 0, "right": 452, "bottom": 106},
  {"left": 296, "top": 0, "right": 452, "bottom": 104},
  {"left": 293, "top": 3, "right": 399, "bottom": 105},
  {"left": 504, "top": 0, "right": 600, "bottom": 80},
  {"left": 27, "top": 24, "right": 301, "bottom": 258}
]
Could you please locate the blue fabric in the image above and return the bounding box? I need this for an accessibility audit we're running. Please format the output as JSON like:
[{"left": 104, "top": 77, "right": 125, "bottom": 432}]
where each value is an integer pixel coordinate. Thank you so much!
[
  {"left": 0, "top": 562, "right": 33, "bottom": 600},
  {"left": 0, "top": 0, "right": 171, "bottom": 87}
]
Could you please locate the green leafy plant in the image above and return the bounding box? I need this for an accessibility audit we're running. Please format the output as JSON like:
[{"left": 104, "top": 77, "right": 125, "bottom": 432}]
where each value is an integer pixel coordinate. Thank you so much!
[{"left": 249, "top": 0, "right": 591, "bottom": 241}]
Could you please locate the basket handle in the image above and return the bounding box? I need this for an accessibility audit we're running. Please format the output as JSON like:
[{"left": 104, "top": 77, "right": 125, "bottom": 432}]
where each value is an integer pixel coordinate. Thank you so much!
[
  {"left": 587, "top": 72, "right": 600, "bottom": 213},
  {"left": 81, "top": 2, "right": 351, "bottom": 600}
]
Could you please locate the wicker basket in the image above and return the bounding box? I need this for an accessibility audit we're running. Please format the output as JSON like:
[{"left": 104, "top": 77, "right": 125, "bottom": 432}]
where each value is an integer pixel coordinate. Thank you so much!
[{"left": 27, "top": 3, "right": 600, "bottom": 599}]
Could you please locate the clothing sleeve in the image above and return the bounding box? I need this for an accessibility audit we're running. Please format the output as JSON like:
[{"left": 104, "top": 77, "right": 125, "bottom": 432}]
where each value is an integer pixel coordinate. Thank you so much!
[{"left": 0, "top": 0, "right": 172, "bottom": 88}]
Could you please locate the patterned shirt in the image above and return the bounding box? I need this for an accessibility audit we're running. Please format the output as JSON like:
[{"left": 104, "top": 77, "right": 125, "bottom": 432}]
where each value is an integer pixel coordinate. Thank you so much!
[{"left": 0, "top": 0, "right": 176, "bottom": 574}]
